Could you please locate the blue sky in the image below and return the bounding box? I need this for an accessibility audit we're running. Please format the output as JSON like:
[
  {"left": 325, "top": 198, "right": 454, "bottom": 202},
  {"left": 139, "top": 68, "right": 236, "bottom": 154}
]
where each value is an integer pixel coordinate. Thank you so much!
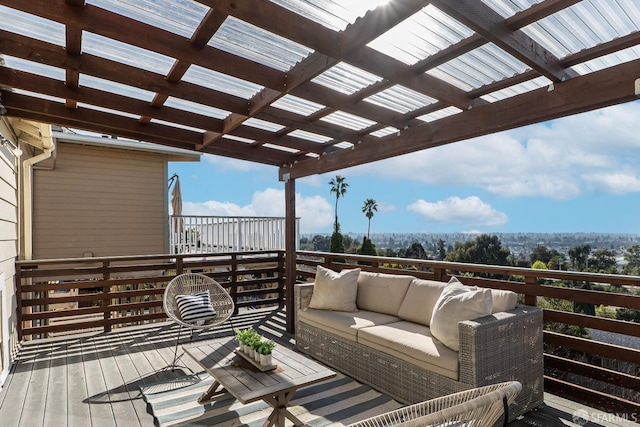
[{"left": 169, "top": 100, "right": 640, "bottom": 235}]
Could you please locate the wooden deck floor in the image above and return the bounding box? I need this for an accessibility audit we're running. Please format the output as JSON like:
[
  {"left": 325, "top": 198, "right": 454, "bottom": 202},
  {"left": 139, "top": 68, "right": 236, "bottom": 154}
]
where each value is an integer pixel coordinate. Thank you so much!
[{"left": 0, "top": 308, "right": 636, "bottom": 427}]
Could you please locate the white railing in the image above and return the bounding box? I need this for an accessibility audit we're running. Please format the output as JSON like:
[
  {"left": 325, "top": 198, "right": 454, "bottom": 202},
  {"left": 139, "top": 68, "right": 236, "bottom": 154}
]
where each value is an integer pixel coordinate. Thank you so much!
[{"left": 169, "top": 215, "right": 299, "bottom": 254}]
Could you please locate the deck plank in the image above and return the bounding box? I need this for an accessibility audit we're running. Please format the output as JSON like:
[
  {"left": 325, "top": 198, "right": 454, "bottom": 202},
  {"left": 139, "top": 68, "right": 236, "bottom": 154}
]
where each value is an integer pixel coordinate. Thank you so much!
[
  {"left": 18, "top": 342, "right": 53, "bottom": 427},
  {"left": 43, "top": 340, "right": 69, "bottom": 427},
  {"left": 0, "top": 343, "right": 38, "bottom": 426},
  {"left": 83, "top": 336, "right": 117, "bottom": 427},
  {"left": 66, "top": 337, "right": 91, "bottom": 427}
]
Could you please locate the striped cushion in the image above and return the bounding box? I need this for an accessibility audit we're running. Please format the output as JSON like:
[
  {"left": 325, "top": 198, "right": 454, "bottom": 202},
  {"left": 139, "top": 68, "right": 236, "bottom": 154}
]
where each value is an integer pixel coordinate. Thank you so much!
[{"left": 175, "top": 292, "right": 217, "bottom": 324}]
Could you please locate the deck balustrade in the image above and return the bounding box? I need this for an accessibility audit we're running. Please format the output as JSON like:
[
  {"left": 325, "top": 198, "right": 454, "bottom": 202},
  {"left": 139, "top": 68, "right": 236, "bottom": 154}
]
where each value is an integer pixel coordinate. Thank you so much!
[{"left": 15, "top": 250, "right": 640, "bottom": 418}]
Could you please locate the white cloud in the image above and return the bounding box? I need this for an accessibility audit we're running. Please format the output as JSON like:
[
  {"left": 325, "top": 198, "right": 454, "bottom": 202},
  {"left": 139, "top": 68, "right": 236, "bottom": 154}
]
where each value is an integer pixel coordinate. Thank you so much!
[
  {"left": 183, "top": 188, "right": 333, "bottom": 233},
  {"left": 377, "top": 202, "right": 396, "bottom": 213},
  {"left": 350, "top": 101, "right": 640, "bottom": 199},
  {"left": 407, "top": 196, "right": 508, "bottom": 228}
]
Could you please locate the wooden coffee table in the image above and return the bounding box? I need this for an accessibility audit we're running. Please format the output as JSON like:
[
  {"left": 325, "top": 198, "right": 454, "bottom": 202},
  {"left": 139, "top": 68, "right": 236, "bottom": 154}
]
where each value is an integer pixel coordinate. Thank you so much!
[{"left": 183, "top": 337, "right": 336, "bottom": 427}]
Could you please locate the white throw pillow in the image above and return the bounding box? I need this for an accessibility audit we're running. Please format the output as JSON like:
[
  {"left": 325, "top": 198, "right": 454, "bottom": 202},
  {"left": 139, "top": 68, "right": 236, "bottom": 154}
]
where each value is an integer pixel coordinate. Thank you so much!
[
  {"left": 397, "top": 278, "right": 447, "bottom": 326},
  {"left": 429, "top": 277, "right": 493, "bottom": 351},
  {"left": 308, "top": 265, "right": 361, "bottom": 312},
  {"left": 491, "top": 289, "right": 518, "bottom": 313}
]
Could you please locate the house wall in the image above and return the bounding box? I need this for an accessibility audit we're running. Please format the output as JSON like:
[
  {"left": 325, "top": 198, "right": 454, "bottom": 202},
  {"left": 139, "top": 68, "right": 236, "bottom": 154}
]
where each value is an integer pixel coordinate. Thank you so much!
[
  {"left": 32, "top": 142, "right": 169, "bottom": 259},
  {"left": 0, "top": 143, "right": 19, "bottom": 386}
]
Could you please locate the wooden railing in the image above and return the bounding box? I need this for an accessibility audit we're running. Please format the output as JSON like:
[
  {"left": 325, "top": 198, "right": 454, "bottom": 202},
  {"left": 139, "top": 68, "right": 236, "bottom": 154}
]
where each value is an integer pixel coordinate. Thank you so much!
[
  {"left": 15, "top": 250, "right": 640, "bottom": 418},
  {"left": 295, "top": 251, "right": 640, "bottom": 418},
  {"left": 15, "top": 251, "right": 285, "bottom": 340}
]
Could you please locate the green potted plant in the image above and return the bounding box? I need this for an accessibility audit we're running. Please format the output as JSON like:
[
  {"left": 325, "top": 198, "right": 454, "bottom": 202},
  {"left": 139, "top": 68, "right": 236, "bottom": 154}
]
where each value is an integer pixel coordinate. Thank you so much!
[
  {"left": 257, "top": 340, "right": 275, "bottom": 366},
  {"left": 248, "top": 333, "right": 262, "bottom": 360}
]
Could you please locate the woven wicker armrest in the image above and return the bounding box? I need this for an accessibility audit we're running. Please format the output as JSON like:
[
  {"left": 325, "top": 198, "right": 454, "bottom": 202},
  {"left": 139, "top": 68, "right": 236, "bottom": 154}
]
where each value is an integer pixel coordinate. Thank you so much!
[
  {"left": 294, "top": 283, "right": 315, "bottom": 315},
  {"left": 458, "top": 305, "right": 543, "bottom": 417}
]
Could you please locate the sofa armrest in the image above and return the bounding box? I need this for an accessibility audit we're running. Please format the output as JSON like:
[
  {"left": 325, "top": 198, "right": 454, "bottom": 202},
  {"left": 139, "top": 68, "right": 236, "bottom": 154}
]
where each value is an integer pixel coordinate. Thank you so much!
[
  {"left": 294, "top": 282, "right": 315, "bottom": 314},
  {"left": 458, "top": 305, "right": 543, "bottom": 387}
]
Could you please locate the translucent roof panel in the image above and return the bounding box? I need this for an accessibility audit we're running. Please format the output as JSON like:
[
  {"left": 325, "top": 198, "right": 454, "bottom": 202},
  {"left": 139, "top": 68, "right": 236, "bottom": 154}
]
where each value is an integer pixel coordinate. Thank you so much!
[
  {"left": 481, "top": 75, "right": 552, "bottom": 103},
  {"left": 14, "top": 89, "right": 65, "bottom": 104},
  {"left": 82, "top": 32, "right": 174, "bottom": 75},
  {"left": 77, "top": 103, "right": 140, "bottom": 119},
  {"left": 270, "top": 0, "right": 391, "bottom": 32},
  {"left": 263, "top": 143, "right": 300, "bottom": 153},
  {"left": 243, "top": 118, "right": 285, "bottom": 132},
  {"left": 312, "top": 62, "right": 382, "bottom": 95},
  {"left": 370, "top": 127, "right": 399, "bottom": 138},
  {"left": 210, "top": 16, "right": 313, "bottom": 72},
  {"left": 164, "top": 97, "right": 230, "bottom": 120},
  {"left": 287, "top": 130, "right": 332, "bottom": 143},
  {"left": 88, "top": 0, "right": 208, "bottom": 39},
  {"left": 183, "top": 65, "right": 263, "bottom": 99},
  {"left": 320, "top": 111, "right": 377, "bottom": 131},
  {"left": 150, "top": 118, "right": 205, "bottom": 133},
  {"left": 364, "top": 85, "right": 438, "bottom": 113},
  {"left": 224, "top": 135, "right": 255, "bottom": 144},
  {"left": 2, "top": 56, "right": 65, "bottom": 81},
  {"left": 571, "top": 45, "right": 640, "bottom": 76},
  {"left": 481, "top": 0, "right": 543, "bottom": 19},
  {"left": 0, "top": 5, "right": 64, "bottom": 46},
  {"left": 518, "top": 0, "right": 640, "bottom": 60},
  {"left": 427, "top": 43, "right": 529, "bottom": 91},
  {"left": 271, "top": 95, "right": 325, "bottom": 116},
  {"left": 79, "top": 74, "right": 156, "bottom": 102},
  {"left": 333, "top": 141, "right": 354, "bottom": 149},
  {"left": 368, "top": 4, "right": 473, "bottom": 65},
  {"left": 418, "top": 106, "right": 463, "bottom": 123}
]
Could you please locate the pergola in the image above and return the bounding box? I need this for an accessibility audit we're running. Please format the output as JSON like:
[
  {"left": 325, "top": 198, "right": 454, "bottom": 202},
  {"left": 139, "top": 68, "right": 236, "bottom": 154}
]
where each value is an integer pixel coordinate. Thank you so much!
[{"left": 1, "top": 0, "right": 640, "bottom": 329}]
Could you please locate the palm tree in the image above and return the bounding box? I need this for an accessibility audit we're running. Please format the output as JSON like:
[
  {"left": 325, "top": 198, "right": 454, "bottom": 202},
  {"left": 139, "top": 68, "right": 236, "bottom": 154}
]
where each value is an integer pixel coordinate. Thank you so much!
[
  {"left": 362, "top": 198, "right": 378, "bottom": 239},
  {"left": 329, "top": 175, "right": 348, "bottom": 232}
]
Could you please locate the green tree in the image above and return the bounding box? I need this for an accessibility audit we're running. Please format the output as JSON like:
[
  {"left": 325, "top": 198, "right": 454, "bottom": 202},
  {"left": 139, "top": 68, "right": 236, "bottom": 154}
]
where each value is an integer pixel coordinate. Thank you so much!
[
  {"left": 623, "top": 244, "right": 640, "bottom": 275},
  {"left": 530, "top": 245, "right": 562, "bottom": 266},
  {"left": 436, "top": 239, "right": 446, "bottom": 260},
  {"left": 311, "top": 234, "right": 330, "bottom": 252},
  {"left": 568, "top": 244, "right": 591, "bottom": 271},
  {"left": 362, "top": 198, "right": 378, "bottom": 239},
  {"left": 329, "top": 175, "right": 348, "bottom": 233},
  {"left": 403, "top": 242, "right": 428, "bottom": 260},
  {"left": 588, "top": 249, "right": 617, "bottom": 274},
  {"left": 531, "top": 260, "right": 548, "bottom": 270},
  {"left": 445, "top": 234, "right": 510, "bottom": 266},
  {"left": 358, "top": 237, "right": 377, "bottom": 256},
  {"left": 330, "top": 231, "right": 345, "bottom": 253}
]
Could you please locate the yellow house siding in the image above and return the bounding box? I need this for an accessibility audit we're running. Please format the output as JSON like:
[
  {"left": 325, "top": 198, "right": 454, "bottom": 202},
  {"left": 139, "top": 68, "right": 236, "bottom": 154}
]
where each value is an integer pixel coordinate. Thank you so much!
[{"left": 32, "top": 142, "right": 168, "bottom": 259}]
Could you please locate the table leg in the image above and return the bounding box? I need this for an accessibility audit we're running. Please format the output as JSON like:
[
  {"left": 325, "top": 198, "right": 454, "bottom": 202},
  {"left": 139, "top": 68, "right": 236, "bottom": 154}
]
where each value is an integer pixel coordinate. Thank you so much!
[
  {"left": 197, "top": 380, "right": 228, "bottom": 404},
  {"left": 262, "top": 389, "right": 307, "bottom": 427}
]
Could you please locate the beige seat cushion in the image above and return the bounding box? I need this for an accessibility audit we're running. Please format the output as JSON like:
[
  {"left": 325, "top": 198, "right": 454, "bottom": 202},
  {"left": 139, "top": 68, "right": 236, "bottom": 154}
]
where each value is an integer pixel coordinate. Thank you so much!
[
  {"left": 491, "top": 289, "right": 518, "bottom": 313},
  {"left": 308, "top": 265, "right": 360, "bottom": 312},
  {"left": 299, "top": 308, "right": 400, "bottom": 341},
  {"left": 430, "top": 277, "right": 493, "bottom": 351},
  {"left": 358, "top": 321, "right": 460, "bottom": 380},
  {"left": 397, "top": 278, "right": 447, "bottom": 326},
  {"left": 357, "top": 271, "right": 413, "bottom": 315}
]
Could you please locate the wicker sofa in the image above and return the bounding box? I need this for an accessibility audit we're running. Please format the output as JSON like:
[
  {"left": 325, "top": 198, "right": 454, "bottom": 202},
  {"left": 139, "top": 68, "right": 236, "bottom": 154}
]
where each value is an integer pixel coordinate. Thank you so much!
[{"left": 294, "top": 269, "right": 543, "bottom": 420}]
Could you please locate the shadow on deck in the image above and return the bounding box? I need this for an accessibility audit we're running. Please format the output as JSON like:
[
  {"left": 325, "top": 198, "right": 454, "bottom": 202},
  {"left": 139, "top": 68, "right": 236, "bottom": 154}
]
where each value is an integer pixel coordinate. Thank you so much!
[{"left": 0, "top": 308, "right": 635, "bottom": 426}]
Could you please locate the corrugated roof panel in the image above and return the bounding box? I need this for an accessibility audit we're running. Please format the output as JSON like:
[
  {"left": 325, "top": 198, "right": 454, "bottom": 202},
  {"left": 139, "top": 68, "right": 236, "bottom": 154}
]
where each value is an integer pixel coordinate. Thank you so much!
[
  {"left": 210, "top": 17, "right": 313, "bottom": 72},
  {"left": 364, "top": 85, "right": 438, "bottom": 113},
  {"left": 183, "top": 65, "right": 263, "bottom": 99},
  {"left": 571, "top": 45, "right": 640, "bottom": 76},
  {"left": 224, "top": 135, "right": 255, "bottom": 144},
  {"left": 150, "top": 118, "right": 205, "bottom": 132},
  {"left": 164, "top": 97, "right": 230, "bottom": 120},
  {"left": 89, "top": 0, "right": 208, "bottom": 38},
  {"left": 370, "top": 127, "right": 399, "bottom": 137},
  {"left": 2, "top": 56, "right": 65, "bottom": 81},
  {"left": 333, "top": 142, "right": 354, "bottom": 149},
  {"left": 428, "top": 43, "right": 529, "bottom": 91},
  {"left": 481, "top": 0, "right": 542, "bottom": 19},
  {"left": 287, "top": 130, "right": 332, "bottom": 143},
  {"left": 14, "top": 89, "right": 65, "bottom": 104},
  {"left": 77, "top": 103, "right": 140, "bottom": 119},
  {"left": 243, "top": 118, "right": 285, "bottom": 132},
  {"left": 480, "top": 75, "right": 551, "bottom": 103},
  {"left": 368, "top": 4, "right": 473, "bottom": 65},
  {"left": 80, "top": 74, "right": 156, "bottom": 102},
  {"left": 271, "top": 95, "right": 325, "bottom": 116},
  {"left": 418, "top": 106, "right": 462, "bottom": 123},
  {"left": 82, "top": 32, "right": 174, "bottom": 75},
  {"left": 520, "top": 0, "right": 640, "bottom": 60},
  {"left": 320, "top": 111, "right": 377, "bottom": 131},
  {"left": 270, "top": 0, "right": 389, "bottom": 32},
  {"left": 312, "top": 62, "right": 382, "bottom": 95},
  {"left": 0, "top": 5, "right": 64, "bottom": 46},
  {"left": 262, "top": 143, "right": 300, "bottom": 153}
]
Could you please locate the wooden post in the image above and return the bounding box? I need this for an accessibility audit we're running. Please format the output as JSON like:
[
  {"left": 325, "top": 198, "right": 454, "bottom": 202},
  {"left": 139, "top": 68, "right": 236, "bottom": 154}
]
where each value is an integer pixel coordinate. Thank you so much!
[{"left": 284, "top": 176, "right": 296, "bottom": 334}]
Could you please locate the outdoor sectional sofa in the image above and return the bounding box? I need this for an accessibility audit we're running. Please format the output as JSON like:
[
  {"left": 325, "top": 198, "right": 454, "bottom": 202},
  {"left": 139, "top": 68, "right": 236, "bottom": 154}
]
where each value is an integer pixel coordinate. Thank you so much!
[{"left": 294, "top": 267, "right": 544, "bottom": 420}]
